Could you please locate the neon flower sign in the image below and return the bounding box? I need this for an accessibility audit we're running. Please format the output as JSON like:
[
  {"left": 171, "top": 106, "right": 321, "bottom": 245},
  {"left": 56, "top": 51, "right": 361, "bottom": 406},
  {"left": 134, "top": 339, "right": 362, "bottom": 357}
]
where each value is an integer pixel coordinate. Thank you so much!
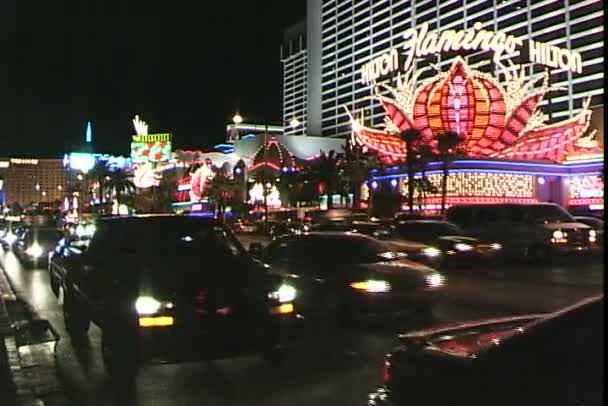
[{"left": 350, "top": 57, "right": 599, "bottom": 164}]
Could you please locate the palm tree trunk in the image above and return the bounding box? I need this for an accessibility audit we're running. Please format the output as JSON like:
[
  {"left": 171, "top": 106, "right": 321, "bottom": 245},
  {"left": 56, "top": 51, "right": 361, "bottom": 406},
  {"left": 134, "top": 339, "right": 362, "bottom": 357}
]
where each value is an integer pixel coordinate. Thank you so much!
[
  {"left": 116, "top": 189, "right": 121, "bottom": 215},
  {"left": 441, "top": 160, "right": 448, "bottom": 215},
  {"left": 353, "top": 181, "right": 361, "bottom": 210}
]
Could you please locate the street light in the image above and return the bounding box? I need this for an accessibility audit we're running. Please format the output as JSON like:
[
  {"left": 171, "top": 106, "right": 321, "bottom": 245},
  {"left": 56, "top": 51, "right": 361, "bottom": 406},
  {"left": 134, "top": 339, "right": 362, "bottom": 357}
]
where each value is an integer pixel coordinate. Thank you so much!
[
  {"left": 232, "top": 113, "right": 243, "bottom": 124},
  {"left": 290, "top": 118, "right": 300, "bottom": 129},
  {"left": 35, "top": 183, "right": 40, "bottom": 191}
]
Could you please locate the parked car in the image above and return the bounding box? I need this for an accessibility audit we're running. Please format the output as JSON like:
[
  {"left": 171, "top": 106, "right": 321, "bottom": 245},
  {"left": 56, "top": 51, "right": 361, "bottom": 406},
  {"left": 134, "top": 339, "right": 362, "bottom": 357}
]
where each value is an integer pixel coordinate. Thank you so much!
[
  {"left": 389, "top": 220, "right": 502, "bottom": 266},
  {"left": 49, "top": 215, "right": 297, "bottom": 380},
  {"left": 269, "top": 221, "right": 310, "bottom": 240},
  {"left": 313, "top": 220, "right": 392, "bottom": 240},
  {"left": 14, "top": 227, "right": 64, "bottom": 267},
  {"left": 253, "top": 232, "right": 446, "bottom": 323},
  {"left": 573, "top": 216, "right": 603, "bottom": 247},
  {"left": 367, "top": 294, "right": 603, "bottom": 406},
  {"left": 445, "top": 203, "right": 598, "bottom": 261}
]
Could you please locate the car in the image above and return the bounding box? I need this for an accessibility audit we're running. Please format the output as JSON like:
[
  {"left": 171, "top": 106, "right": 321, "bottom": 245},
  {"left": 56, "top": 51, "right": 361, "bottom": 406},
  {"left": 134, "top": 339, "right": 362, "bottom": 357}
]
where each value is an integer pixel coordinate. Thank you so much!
[
  {"left": 0, "top": 222, "right": 22, "bottom": 250},
  {"left": 445, "top": 203, "right": 598, "bottom": 262},
  {"left": 50, "top": 215, "right": 297, "bottom": 380},
  {"left": 389, "top": 220, "right": 501, "bottom": 266},
  {"left": 13, "top": 227, "right": 64, "bottom": 267},
  {"left": 254, "top": 232, "right": 446, "bottom": 323},
  {"left": 269, "top": 221, "right": 310, "bottom": 240},
  {"left": 312, "top": 220, "right": 392, "bottom": 240},
  {"left": 573, "top": 216, "right": 604, "bottom": 246},
  {"left": 367, "top": 294, "right": 603, "bottom": 406}
]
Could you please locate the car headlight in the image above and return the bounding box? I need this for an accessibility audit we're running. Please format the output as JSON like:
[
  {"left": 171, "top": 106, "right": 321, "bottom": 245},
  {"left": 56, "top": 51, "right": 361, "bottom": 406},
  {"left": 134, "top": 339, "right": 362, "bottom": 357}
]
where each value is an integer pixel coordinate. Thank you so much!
[
  {"left": 589, "top": 229, "right": 597, "bottom": 243},
  {"left": 350, "top": 280, "right": 391, "bottom": 293},
  {"left": 552, "top": 230, "right": 565, "bottom": 239},
  {"left": 422, "top": 247, "right": 442, "bottom": 258},
  {"left": 454, "top": 243, "right": 474, "bottom": 252},
  {"left": 491, "top": 243, "right": 502, "bottom": 250},
  {"left": 425, "top": 273, "right": 445, "bottom": 288},
  {"left": 268, "top": 284, "right": 297, "bottom": 303},
  {"left": 135, "top": 296, "right": 172, "bottom": 315},
  {"left": 25, "top": 244, "right": 44, "bottom": 258}
]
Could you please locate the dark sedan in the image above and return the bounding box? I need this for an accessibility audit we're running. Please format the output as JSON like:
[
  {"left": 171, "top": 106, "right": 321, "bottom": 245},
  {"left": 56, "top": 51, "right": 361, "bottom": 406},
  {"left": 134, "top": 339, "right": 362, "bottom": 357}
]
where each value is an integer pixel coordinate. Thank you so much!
[
  {"left": 368, "top": 294, "right": 603, "bottom": 406},
  {"left": 256, "top": 232, "right": 446, "bottom": 322},
  {"left": 49, "top": 215, "right": 297, "bottom": 380},
  {"left": 14, "top": 227, "right": 64, "bottom": 267},
  {"left": 389, "top": 220, "right": 502, "bottom": 266}
]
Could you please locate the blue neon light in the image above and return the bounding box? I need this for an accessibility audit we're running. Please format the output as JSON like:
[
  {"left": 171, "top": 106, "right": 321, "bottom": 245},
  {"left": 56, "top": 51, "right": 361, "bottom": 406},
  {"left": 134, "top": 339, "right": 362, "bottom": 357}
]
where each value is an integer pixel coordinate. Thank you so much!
[
  {"left": 372, "top": 169, "right": 603, "bottom": 181},
  {"left": 85, "top": 122, "right": 92, "bottom": 143},
  {"left": 241, "top": 134, "right": 256, "bottom": 140}
]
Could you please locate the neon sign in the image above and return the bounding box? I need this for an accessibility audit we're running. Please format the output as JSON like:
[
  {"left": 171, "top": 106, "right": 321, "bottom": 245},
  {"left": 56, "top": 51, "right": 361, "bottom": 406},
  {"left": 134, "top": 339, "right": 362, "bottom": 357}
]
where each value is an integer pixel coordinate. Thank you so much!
[{"left": 361, "top": 21, "right": 584, "bottom": 84}]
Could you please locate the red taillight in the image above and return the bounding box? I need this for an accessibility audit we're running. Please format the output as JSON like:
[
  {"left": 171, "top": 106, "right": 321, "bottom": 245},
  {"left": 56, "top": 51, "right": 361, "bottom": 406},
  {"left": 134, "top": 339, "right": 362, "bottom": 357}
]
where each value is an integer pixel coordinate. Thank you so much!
[{"left": 382, "top": 358, "right": 392, "bottom": 384}]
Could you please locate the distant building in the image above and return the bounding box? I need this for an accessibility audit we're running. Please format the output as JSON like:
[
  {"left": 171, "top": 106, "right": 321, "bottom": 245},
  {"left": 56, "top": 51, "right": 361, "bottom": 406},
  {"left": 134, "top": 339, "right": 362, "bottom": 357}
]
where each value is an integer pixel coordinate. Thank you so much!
[
  {"left": 0, "top": 158, "right": 66, "bottom": 208},
  {"left": 281, "top": 20, "right": 308, "bottom": 136}
]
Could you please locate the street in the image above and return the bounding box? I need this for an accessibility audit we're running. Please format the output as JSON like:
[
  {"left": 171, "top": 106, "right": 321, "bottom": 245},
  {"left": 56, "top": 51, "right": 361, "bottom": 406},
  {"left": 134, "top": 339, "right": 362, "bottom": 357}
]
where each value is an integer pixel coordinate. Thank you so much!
[{"left": 0, "top": 244, "right": 603, "bottom": 406}]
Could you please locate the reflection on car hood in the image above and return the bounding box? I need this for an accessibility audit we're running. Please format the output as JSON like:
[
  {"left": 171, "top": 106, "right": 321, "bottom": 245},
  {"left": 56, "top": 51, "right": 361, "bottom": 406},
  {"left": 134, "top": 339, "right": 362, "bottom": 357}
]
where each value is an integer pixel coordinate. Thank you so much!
[
  {"left": 543, "top": 222, "right": 591, "bottom": 231},
  {"left": 437, "top": 235, "right": 479, "bottom": 244},
  {"left": 356, "top": 258, "right": 436, "bottom": 276},
  {"left": 385, "top": 239, "right": 430, "bottom": 252}
]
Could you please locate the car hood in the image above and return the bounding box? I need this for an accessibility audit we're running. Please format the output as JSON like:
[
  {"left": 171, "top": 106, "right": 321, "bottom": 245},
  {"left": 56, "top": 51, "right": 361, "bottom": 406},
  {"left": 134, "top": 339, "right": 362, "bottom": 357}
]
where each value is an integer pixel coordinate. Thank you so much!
[
  {"left": 386, "top": 239, "right": 430, "bottom": 252},
  {"left": 349, "top": 258, "right": 440, "bottom": 288},
  {"left": 398, "top": 314, "right": 545, "bottom": 357},
  {"left": 437, "top": 235, "right": 479, "bottom": 244},
  {"left": 542, "top": 222, "right": 591, "bottom": 231}
]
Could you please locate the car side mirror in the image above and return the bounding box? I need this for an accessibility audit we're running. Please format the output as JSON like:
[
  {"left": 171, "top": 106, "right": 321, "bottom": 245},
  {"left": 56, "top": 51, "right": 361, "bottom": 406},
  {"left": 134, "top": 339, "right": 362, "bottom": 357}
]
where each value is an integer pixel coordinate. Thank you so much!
[{"left": 249, "top": 242, "right": 264, "bottom": 258}]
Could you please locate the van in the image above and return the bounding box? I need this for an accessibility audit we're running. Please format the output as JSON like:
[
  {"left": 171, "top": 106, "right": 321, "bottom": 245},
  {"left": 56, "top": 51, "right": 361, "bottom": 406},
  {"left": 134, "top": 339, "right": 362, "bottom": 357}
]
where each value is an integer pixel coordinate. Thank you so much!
[{"left": 444, "top": 203, "right": 598, "bottom": 261}]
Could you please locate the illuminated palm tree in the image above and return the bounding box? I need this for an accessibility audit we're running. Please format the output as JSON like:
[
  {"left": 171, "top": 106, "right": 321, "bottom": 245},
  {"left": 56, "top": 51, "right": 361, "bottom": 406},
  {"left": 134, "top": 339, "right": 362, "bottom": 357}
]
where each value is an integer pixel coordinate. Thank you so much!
[{"left": 342, "top": 140, "right": 380, "bottom": 211}]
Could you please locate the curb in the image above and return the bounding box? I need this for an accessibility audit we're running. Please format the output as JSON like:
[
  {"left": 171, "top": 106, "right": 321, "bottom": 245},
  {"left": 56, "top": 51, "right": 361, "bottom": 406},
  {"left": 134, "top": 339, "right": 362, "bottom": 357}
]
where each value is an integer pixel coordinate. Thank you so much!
[{"left": 0, "top": 263, "right": 69, "bottom": 406}]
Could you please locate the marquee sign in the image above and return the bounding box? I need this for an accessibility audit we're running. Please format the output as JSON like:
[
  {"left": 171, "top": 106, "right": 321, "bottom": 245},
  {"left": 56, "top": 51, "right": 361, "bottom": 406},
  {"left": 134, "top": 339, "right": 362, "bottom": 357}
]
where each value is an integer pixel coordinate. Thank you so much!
[
  {"left": 361, "top": 21, "right": 583, "bottom": 84},
  {"left": 130, "top": 114, "right": 173, "bottom": 163},
  {"left": 350, "top": 56, "right": 599, "bottom": 164}
]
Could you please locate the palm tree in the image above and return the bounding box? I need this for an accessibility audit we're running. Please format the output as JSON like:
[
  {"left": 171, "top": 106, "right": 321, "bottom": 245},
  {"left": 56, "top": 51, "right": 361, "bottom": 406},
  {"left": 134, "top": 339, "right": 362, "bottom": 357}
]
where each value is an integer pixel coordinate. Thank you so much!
[
  {"left": 107, "top": 169, "right": 135, "bottom": 212},
  {"left": 401, "top": 128, "right": 421, "bottom": 214},
  {"left": 417, "top": 144, "right": 436, "bottom": 210},
  {"left": 88, "top": 161, "right": 111, "bottom": 205},
  {"left": 205, "top": 172, "right": 241, "bottom": 221},
  {"left": 309, "top": 150, "right": 343, "bottom": 209},
  {"left": 342, "top": 140, "right": 380, "bottom": 211},
  {"left": 437, "top": 131, "right": 464, "bottom": 215}
]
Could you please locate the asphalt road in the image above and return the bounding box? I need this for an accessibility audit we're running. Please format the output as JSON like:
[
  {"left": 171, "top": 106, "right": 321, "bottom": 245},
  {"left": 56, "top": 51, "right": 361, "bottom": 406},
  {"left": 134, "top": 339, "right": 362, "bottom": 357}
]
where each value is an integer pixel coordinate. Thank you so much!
[{"left": 0, "top": 243, "right": 603, "bottom": 406}]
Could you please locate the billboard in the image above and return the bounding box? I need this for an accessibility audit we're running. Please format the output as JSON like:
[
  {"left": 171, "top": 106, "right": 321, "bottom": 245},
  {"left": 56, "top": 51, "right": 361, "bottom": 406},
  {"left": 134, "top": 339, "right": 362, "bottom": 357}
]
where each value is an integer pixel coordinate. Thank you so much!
[{"left": 130, "top": 133, "right": 173, "bottom": 163}]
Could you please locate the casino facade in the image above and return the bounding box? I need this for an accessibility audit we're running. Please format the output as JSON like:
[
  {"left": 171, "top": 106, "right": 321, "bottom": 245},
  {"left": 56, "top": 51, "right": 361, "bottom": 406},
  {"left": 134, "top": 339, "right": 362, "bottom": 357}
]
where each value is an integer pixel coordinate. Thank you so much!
[{"left": 285, "top": 0, "right": 604, "bottom": 214}]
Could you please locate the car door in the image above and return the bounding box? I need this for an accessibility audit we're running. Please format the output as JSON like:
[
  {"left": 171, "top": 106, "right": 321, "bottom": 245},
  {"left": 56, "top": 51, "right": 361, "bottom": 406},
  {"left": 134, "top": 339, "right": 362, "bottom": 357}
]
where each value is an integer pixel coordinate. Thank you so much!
[{"left": 288, "top": 238, "right": 333, "bottom": 318}]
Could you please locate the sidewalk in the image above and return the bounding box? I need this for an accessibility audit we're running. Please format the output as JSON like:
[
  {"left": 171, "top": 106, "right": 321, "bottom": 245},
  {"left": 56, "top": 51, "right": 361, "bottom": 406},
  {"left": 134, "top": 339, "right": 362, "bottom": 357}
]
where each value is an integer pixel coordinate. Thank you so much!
[{"left": 0, "top": 264, "right": 68, "bottom": 406}]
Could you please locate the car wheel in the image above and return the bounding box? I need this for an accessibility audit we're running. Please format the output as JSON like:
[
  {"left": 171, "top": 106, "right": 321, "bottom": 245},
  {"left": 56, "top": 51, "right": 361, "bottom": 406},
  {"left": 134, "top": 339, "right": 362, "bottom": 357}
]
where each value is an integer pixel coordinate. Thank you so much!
[
  {"left": 63, "top": 288, "right": 90, "bottom": 336},
  {"left": 101, "top": 329, "right": 138, "bottom": 381}
]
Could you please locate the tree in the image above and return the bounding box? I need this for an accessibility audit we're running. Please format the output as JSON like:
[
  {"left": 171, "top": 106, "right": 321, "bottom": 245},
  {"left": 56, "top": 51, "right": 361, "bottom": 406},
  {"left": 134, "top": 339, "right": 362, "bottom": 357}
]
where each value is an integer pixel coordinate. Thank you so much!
[
  {"left": 107, "top": 169, "right": 135, "bottom": 210},
  {"left": 308, "top": 150, "right": 343, "bottom": 209},
  {"left": 437, "top": 131, "right": 464, "bottom": 215},
  {"left": 401, "top": 128, "right": 421, "bottom": 214},
  {"left": 88, "top": 161, "right": 111, "bottom": 205},
  {"left": 342, "top": 140, "right": 380, "bottom": 211},
  {"left": 416, "top": 144, "right": 437, "bottom": 210},
  {"left": 205, "top": 172, "right": 242, "bottom": 221}
]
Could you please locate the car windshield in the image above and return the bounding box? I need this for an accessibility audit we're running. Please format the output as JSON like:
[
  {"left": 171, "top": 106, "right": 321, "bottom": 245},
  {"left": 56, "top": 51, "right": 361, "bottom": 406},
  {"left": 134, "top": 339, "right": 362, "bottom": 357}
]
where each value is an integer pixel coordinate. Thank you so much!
[
  {"left": 395, "top": 222, "right": 464, "bottom": 242},
  {"left": 28, "top": 229, "right": 64, "bottom": 245},
  {"left": 527, "top": 205, "right": 575, "bottom": 223},
  {"left": 130, "top": 219, "right": 246, "bottom": 258},
  {"left": 300, "top": 235, "right": 398, "bottom": 264}
]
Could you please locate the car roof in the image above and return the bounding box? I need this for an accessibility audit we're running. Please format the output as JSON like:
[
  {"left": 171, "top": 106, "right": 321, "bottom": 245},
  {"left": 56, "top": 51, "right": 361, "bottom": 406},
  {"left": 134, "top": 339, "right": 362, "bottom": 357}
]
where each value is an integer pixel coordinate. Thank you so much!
[
  {"left": 97, "top": 214, "right": 219, "bottom": 226},
  {"left": 397, "top": 219, "right": 452, "bottom": 225}
]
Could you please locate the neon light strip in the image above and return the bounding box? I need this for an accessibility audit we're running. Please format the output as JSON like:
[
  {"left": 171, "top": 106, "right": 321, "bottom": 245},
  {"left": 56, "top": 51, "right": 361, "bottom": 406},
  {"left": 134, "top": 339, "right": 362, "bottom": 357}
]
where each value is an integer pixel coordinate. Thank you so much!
[
  {"left": 171, "top": 200, "right": 208, "bottom": 206},
  {"left": 373, "top": 169, "right": 603, "bottom": 181},
  {"left": 249, "top": 162, "right": 281, "bottom": 171}
]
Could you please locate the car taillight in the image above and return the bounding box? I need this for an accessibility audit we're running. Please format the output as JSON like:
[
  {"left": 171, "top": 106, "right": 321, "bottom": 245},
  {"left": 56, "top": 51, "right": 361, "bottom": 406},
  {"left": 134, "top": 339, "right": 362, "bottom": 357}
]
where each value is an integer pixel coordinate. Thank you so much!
[{"left": 382, "top": 356, "right": 392, "bottom": 384}]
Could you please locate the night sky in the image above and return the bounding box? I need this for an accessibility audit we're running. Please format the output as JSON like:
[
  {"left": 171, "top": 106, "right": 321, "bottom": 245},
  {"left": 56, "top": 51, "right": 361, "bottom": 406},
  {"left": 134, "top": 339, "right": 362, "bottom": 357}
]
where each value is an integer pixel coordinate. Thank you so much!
[{"left": 0, "top": 0, "right": 306, "bottom": 158}]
